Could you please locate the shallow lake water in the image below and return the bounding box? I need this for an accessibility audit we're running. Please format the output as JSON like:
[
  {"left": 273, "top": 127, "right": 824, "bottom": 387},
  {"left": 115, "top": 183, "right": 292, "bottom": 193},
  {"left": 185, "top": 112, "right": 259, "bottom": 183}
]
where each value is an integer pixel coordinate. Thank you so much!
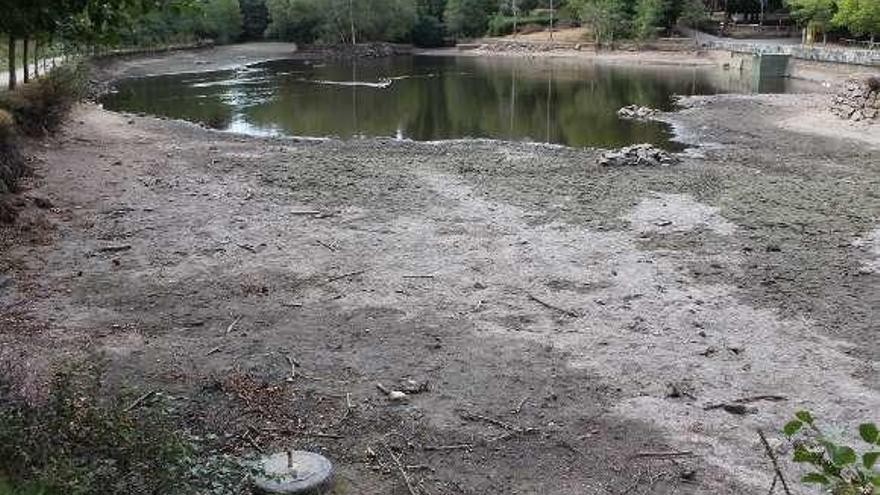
[{"left": 102, "top": 55, "right": 809, "bottom": 149}]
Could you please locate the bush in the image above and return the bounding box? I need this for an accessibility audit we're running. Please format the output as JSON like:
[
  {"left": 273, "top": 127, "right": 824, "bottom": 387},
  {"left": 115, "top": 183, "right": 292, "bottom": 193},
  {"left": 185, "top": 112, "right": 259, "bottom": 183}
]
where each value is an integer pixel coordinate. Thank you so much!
[
  {"left": 0, "top": 360, "right": 254, "bottom": 495},
  {"left": 0, "top": 63, "right": 87, "bottom": 137},
  {"left": 0, "top": 109, "right": 28, "bottom": 223},
  {"left": 487, "top": 13, "right": 555, "bottom": 36},
  {"left": 411, "top": 14, "right": 446, "bottom": 47}
]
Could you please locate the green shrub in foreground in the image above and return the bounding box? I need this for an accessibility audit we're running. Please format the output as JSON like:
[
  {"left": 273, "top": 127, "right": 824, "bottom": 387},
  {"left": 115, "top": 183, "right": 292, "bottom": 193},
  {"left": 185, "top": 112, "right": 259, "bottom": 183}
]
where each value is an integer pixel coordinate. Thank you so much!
[
  {"left": 0, "top": 361, "right": 253, "bottom": 495},
  {"left": 0, "top": 63, "right": 87, "bottom": 137},
  {"left": 783, "top": 410, "right": 879, "bottom": 494}
]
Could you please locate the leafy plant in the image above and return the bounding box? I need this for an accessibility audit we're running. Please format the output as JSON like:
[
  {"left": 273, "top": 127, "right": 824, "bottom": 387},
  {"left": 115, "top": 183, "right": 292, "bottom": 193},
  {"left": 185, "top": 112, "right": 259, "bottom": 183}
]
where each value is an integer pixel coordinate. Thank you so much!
[
  {"left": 782, "top": 410, "right": 879, "bottom": 494},
  {"left": 0, "top": 360, "right": 256, "bottom": 495}
]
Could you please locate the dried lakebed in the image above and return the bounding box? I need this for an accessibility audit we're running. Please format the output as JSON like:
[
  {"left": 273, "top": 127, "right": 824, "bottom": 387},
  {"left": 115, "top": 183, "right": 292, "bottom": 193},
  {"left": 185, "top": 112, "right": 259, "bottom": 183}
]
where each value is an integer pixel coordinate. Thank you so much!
[{"left": 2, "top": 50, "right": 879, "bottom": 494}]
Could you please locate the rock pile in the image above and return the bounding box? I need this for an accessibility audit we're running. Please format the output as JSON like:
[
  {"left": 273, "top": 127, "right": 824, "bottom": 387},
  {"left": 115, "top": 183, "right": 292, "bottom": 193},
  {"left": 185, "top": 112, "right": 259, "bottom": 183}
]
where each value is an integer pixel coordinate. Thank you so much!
[
  {"left": 316, "top": 43, "right": 406, "bottom": 60},
  {"left": 830, "top": 77, "right": 880, "bottom": 122},
  {"left": 477, "top": 41, "right": 580, "bottom": 53},
  {"left": 600, "top": 144, "right": 679, "bottom": 167},
  {"left": 617, "top": 105, "right": 659, "bottom": 120}
]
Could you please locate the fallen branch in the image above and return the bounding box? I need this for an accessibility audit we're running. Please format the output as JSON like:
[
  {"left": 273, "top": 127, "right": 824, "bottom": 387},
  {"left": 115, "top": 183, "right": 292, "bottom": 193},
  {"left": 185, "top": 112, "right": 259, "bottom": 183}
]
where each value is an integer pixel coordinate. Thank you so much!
[
  {"left": 290, "top": 210, "right": 321, "bottom": 215},
  {"left": 527, "top": 293, "right": 579, "bottom": 318},
  {"left": 125, "top": 390, "right": 156, "bottom": 412},
  {"left": 206, "top": 346, "right": 222, "bottom": 355},
  {"left": 757, "top": 429, "right": 792, "bottom": 495},
  {"left": 98, "top": 245, "right": 132, "bottom": 253},
  {"left": 402, "top": 275, "right": 435, "bottom": 279}
]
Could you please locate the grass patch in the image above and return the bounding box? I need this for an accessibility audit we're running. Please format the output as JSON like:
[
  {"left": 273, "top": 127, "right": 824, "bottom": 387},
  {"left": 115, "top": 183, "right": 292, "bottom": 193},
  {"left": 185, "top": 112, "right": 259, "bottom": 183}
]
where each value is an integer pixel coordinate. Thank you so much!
[{"left": 0, "top": 359, "right": 256, "bottom": 495}]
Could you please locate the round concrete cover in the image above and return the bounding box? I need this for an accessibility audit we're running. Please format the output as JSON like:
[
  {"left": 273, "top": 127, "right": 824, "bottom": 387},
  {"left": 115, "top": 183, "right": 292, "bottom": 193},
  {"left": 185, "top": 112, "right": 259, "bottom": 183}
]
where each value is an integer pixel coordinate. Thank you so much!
[{"left": 252, "top": 451, "right": 333, "bottom": 494}]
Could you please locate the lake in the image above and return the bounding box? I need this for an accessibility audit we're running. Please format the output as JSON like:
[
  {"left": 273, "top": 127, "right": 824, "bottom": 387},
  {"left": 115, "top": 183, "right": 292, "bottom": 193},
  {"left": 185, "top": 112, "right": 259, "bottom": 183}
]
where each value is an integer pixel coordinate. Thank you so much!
[{"left": 101, "top": 54, "right": 806, "bottom": 149}]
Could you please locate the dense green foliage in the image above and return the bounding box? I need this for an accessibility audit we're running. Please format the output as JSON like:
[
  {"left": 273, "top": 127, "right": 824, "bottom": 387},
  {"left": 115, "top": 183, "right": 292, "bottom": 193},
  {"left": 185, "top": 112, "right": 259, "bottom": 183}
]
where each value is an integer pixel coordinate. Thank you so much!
[
  {"left": 0, "top": 362, "right": 254, "bottom": 495},
  {"left": 782, "top": 411, "right": 879, "bottom": 494},
  {"left": 240, "top": 0, "right": 270, "bottom": 39},
  {"left": 266, "top": 0, "right": 418, "bottom": 43},
  {"left": 787, "top": 0, "right": 880, "bottom": 41},
  {"left": 633, "top": 0, "right": 667, "bottom": 39}
]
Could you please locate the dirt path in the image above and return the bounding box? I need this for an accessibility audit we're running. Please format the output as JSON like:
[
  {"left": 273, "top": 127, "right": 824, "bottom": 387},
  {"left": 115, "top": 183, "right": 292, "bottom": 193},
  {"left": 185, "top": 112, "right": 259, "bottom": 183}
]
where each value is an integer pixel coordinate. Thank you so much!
[{"left": 1, "top": 52, "right": 879, "bottom": 494}]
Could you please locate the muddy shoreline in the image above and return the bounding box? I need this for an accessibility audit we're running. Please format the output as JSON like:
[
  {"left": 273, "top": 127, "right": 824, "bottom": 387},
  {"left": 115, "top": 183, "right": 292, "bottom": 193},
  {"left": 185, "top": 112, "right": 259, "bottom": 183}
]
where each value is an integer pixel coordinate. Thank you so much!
[{"left": 2, "top": 45, "right": 879, "bottom": 494}]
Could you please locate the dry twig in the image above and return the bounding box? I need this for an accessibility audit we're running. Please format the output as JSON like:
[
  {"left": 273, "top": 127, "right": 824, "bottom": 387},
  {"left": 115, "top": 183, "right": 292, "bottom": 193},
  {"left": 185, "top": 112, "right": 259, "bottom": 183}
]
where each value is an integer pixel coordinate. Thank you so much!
[
  {"left": 758, "top": 429, "right": 792, "bottom": 495},
  {"left": 385, "top": 445, "right": 419, "bottom": 495},
  {"left": 527, "top": 293, "right": 579, "bottom": 318},
  {"left": 125, "top": 390, "right": 156, "bottom": 412},
  {"left": 225, "top": 315, "right": 243, "bottom": 335}
]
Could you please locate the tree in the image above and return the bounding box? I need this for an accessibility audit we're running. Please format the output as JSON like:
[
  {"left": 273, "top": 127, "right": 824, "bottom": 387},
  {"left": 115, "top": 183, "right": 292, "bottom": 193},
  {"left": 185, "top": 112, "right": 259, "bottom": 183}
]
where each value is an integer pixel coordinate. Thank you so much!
[
  {"left": 239, "top": 0, "right": 269, "bottom": 39},
  {"left": 786, "top": 0, "right": 835, "bottom": 44},
  {"left": 834, "top": 0, "right": 880, "bottom": 42},
  {"left": 633, "top": 0, "right": 667, "bottom": 39},
  {"left": 444, "top": 0, "right": 494, "bottom": 37},
  {"left": 201, "top": 0, "right": 243, "bottom": 43},
  {"left": 572, "top": 0, "right": 629, "bottom": 45},
  {"left": 669, "top": 0, "right": 707, "bottom": 28}
]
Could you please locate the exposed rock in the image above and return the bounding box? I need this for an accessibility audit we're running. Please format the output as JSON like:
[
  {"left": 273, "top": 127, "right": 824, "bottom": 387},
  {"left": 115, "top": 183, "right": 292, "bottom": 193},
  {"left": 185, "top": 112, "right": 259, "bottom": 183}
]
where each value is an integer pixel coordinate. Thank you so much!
[
  {"left": 599, "top": 144, "right": 679, "bottom": 167},
  {"left": 830, "top": 77, "right": 880, "bottom": 123},
  {"left": 617, "top": 105, "right": 659, "bottom": 120}
]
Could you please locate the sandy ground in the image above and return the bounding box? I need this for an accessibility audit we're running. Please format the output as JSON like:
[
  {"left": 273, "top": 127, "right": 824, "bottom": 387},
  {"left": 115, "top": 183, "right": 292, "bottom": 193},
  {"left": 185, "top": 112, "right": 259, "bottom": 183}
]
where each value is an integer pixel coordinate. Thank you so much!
[{"left": 1, "top": 46, "right": 879, "bottom": 494}]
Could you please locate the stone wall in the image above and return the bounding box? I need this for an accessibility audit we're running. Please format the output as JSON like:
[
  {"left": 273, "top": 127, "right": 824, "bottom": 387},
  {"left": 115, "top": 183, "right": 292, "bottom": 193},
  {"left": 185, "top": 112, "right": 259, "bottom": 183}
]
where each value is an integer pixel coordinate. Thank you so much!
[{"left": 830, "top": 78, "right": 880, "bottom": 122}]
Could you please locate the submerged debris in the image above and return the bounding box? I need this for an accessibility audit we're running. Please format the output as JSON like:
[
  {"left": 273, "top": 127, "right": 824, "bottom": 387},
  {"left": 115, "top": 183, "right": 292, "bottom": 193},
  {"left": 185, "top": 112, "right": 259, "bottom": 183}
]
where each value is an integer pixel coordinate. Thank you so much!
[
  {"left": 599, "top": 144, "right": 680, "bottom": 167},
  {"left": 617, "top": 104, "right": 659, "bottom": 120}
]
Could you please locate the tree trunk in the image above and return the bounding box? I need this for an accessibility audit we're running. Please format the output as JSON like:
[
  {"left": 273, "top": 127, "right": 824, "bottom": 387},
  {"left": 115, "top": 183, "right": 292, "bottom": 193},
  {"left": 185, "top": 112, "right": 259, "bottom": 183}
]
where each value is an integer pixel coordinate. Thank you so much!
[
  {"left": 7, "top": 36, "right": 16, "bottom": 89},
  {"left": 22, "top": 38, "right": 29, "bottom": 83},
  {"left": 33, "top": 39, "right": 39, "bottom": 77}
]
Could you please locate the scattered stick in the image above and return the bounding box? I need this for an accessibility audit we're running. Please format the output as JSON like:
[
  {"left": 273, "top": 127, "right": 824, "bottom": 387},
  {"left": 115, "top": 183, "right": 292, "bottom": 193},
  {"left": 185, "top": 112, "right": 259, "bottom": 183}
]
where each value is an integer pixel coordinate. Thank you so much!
[
  {"left": 237, "top": 244, "right": 256, "bottom": 253},
  {"left": 125, "top": 390, "right": 157, "bottom": 412},
  {"left": 731, "top": 395, "right": 787, "bottom": 404},
  {"left": 704, "top": 404, "right": 758, "bottom": 415},
  {"left": 244, "top": 431, "right": 264, "bottom": 454},
  {"left": 279, "top": 352, "right": 297, "bottom": 379},
  {"left": 327, "top": 269, "right": 368, "bottom": 283},
  {"left": 757, "top": 429, "right": 792, "bottom": 495},
  {"left": 512, "top": 396, "right": 529, "bottom": 415},
  {"left": 459, "top": 411, "right": 520, "bottom": 432},
  {"left": 767, "top": 473, "right": 778, "bottom": 495},
  {"left": 402, "top": 275, "right": 435, "bottom": 279},
  {"left": 376, "top": 383, "right": 392, "bottom": 395},
  {"left": 301, "top": 432, "right": 344, "bottom": 439},
  {"left": 423, "top": 443, "right": 473, "bottom": 452},
  {"left": 315, "top": 240, "right": 337, "bottom": 252},
  {"left": 290, "top": 210, "right": 321, "bottom": 215},
  {"left": 632, "top": 451, "right": 695, "bottom": 459},
  {"left": 206, "top": 346, "right": 222, "bottom": 355},
  {"left": 98, "top": 245, "right": 132, "bottom": 253},
  {"left": 225, "top": 315, "right": 243, "bottom": 335},
  {"left": 527, "top": 293, "right": 579, "bottom": 318},
  {"left": 385, "top": 445, "right": 419, "bottom": 495}
]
